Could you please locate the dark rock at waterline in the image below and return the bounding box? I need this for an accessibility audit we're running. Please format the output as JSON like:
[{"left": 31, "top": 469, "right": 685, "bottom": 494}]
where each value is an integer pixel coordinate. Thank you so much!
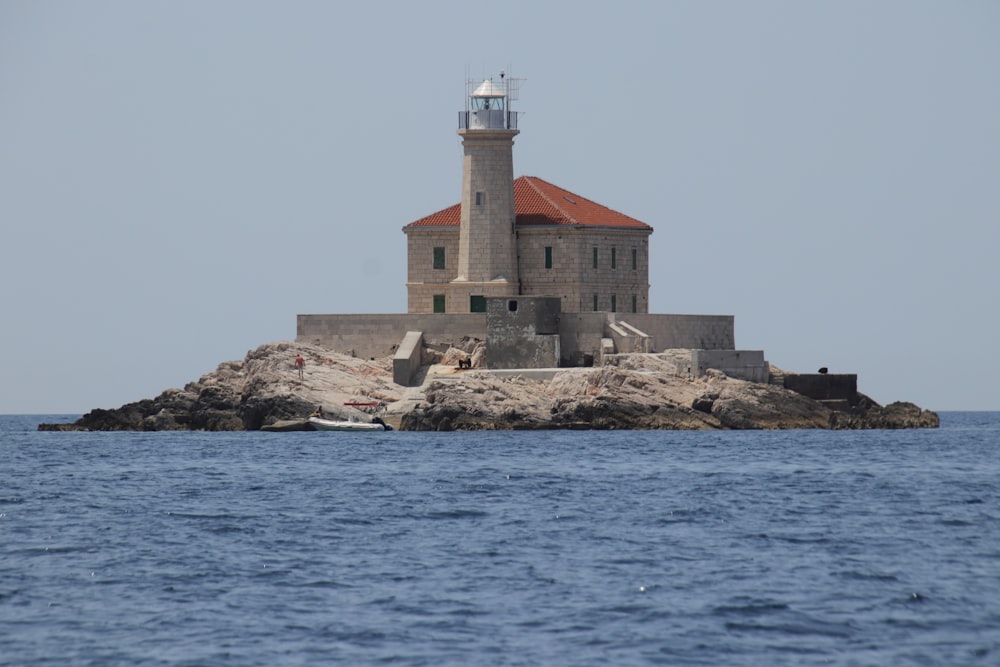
[
  {"left": 828, "top": 399, "right": 940, "bottom": 429},
  {"left": 260, "top": 419, "right": 313, "bottom": 432},
  {"left": 239, "top": 395, "right": 316, "bottom": 431}
]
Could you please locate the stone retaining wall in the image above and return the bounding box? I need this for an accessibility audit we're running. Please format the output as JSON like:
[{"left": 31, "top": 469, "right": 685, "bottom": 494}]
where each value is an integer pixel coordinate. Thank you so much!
[
  {"left": 692, "top": 350, "right": 769, "bottom": 382},
  {"left": 784, "top": 374, "right": 859, "bottom": 405},
  {"left": 297, "top": 313, "right": 486, "bottom": 360},
  {"left": 297, "top": 311, "right": 735, "bottom": 368}
]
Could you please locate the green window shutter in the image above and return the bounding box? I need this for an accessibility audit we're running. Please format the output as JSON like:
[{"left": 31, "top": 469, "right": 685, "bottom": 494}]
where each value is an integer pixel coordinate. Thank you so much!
[
  {"left": 433, "top": 247, "right": 445, "bottom": 270},
  {"left": 632, "top": 248, "right": 637, "bottom": 270},
  {"left": 544, "top": 246, "right": 553, "bottom": 269},
  {"left": 610, "top": 294, "right": 617, "bottom": 312},
  {"left": 611, "top": 247, "right": 616, "bottom": 269},
  {"left": 592, "top": 247, "right": 598, "bottom": 269},
  {"left": 593, "top": 294, "right": 599, "bottom": 311},
  {"left": 632, "top": 294, "right": 637, "bottom": 313},
  {"left": 470, "top": 295, "right": 486, "bottom": 313}
]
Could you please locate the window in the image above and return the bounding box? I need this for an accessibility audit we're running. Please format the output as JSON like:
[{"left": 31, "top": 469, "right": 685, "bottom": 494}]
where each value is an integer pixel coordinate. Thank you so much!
[
  {"left": 632, "top": 248, "right": 637, "bottom": 271},
  {"left": 611, "top": 247, "right": 617, "bottom": 269},
  {"left": 544, "top": 246, "right": 552, "bottom": 269},
  {"left": 470, "top": 295, "right": 486, "bottom": 313},
  {"left": 433, "top": 294, "right": 445, "bottom": 313},
  {"left": 592, "top": 247, "right": 598, "bottom": 269},
  {"left": 433, "top": 247, "right": 445, "bottom": 270},
  {"left": 475, "top": 191, "right": 485, "bottom": 206},
  {"left": 593, "top": 294, "right": 599, "bottom": 312},
  {"left": 610, "top": 294, "right": 617, "bottom": 312},
  {"left": 508, "top": 300, "right": 518, "bottom": 312},
  {"left": 631, "top": 294, "right": 637, "bottom": 313}
]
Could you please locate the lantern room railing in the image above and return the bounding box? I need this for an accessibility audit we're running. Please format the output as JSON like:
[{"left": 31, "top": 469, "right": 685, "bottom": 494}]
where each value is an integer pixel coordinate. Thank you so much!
[{"left": 458, "top": 110, "right": 519, "bottom": 131}]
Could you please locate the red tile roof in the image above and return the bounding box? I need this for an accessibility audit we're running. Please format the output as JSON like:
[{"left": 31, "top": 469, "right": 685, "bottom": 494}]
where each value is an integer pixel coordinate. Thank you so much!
[
  {"left": 408, "top": 202, "right": 461, "bottom": 228},
  {"left": 405, "top": 176, "right": 652, "bottom": 231}
]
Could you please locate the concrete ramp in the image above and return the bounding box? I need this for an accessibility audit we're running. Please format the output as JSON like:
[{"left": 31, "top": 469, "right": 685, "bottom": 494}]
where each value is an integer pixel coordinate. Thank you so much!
[{"left": 393, "top": 331, "right": 424, "bottom": 386}]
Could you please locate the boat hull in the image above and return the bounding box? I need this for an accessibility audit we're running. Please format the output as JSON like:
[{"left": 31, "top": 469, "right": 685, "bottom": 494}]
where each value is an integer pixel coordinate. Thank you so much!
[{"left": 308, "top": 416, "right": 385, "bottom": 432}]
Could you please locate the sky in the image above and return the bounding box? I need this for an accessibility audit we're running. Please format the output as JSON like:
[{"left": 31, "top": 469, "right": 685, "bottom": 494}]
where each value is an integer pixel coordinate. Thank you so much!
[{"left": 2, "top": 0, "right": 998, "bottom": 414}]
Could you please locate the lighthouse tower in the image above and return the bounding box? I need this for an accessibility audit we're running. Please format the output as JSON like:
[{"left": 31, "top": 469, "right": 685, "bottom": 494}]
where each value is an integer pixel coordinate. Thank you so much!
[{"left": 452, "top": 73, "right": 522, "bottom": 306}]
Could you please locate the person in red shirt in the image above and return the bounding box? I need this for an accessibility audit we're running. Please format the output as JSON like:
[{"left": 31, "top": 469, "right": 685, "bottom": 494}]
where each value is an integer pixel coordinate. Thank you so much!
[{"left": 294, "top": 354, "right": 304, "bottom": 380}]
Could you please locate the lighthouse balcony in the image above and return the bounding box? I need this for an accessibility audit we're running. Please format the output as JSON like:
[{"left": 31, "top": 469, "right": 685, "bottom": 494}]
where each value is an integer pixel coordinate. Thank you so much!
[{"left": 459, "top": 109, "right": 518, "bottom": 131}]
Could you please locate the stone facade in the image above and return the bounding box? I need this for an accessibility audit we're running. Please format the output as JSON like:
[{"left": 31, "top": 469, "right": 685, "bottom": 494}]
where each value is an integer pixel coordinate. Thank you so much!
[
  {"left": 404, "top": 78, "right": 652, "bottom": 316},
  {"left": 405, "top": 223, "right": 651, "bottom": 315},
  {"left": 405, "top": 228, "right": 461, "bottom": 313},
  {"left": 516, "top": 227, "right": 650, "bottom": 313},
  {"left": 296, "top": 75, "right": 758, "bottom": 380}
]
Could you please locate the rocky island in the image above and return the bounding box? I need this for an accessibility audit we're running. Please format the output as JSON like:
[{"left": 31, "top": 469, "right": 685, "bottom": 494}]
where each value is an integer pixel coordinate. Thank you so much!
[
  {"left": 39, "top": 341, "right": 939, "bottom": 432},
  {"left": 38, "top": 76, "right": 943, "bottom": 434},
  {"left": 37, "top": 74, "right": 944, "bottom": 434}
]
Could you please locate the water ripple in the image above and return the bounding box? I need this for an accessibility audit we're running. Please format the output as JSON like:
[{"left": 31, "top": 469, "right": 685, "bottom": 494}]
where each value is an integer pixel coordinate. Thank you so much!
[{"left": 2, "top": 413, "right": 999, "bottom": 665}]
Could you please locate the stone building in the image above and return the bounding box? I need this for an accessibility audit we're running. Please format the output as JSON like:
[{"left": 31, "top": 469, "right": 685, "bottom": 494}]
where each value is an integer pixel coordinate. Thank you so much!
[
  {"left": 404, "top": 76, "right": 652, "bottom": 316},
  {"left": 297, "top": 73, "right": 769, "bottom": 383}
]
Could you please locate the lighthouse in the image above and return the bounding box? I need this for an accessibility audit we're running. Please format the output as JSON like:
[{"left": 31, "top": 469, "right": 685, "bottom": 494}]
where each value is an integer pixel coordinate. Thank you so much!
[{"left": 452, "top": 73, "right": 522, "bottom": 307}]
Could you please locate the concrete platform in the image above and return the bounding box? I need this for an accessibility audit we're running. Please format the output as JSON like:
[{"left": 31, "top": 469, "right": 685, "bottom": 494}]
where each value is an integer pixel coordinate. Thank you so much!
[{"left": 481, "top": 368, "right": 561, "bottom": 382}]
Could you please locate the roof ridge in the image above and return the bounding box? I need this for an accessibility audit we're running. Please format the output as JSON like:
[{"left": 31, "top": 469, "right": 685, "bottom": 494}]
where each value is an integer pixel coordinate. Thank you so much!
[
  {"left": 520, "top": 176, "right": 578, "bottom": 225},
  {"left": 527, "top": 175, "right": 649, "bottom": 228}
]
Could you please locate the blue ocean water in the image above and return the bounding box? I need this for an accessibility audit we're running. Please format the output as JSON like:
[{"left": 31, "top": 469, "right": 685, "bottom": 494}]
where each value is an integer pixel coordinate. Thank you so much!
[{"left": 1, "top": 414, "right": 998, "bottom": 666}]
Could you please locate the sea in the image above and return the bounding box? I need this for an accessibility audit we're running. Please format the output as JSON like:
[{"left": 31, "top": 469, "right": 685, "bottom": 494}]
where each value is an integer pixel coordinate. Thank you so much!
[{"left": 1, "top": 413, "right": 998, "bottom": 666}]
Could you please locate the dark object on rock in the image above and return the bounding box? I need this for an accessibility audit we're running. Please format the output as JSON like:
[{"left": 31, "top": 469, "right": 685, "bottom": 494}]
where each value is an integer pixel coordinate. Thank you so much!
[
  {"left": 818, "top": 367, "right": 828, "bottom": 374},
  {"left": 691, "top": 393, "right": 718, "bottom": 414}
]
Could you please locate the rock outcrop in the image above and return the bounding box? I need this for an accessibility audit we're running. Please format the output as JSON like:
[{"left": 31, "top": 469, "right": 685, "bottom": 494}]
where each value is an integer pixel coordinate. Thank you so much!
[
  {"left": 38, "top": 342, "right": 939, "bottom": 432},
  {"left": 40, "top": 342, "right": 402, "bottom": 432},
  {"left": 399, "top": 365, "right": 939, "bottom": 431}
]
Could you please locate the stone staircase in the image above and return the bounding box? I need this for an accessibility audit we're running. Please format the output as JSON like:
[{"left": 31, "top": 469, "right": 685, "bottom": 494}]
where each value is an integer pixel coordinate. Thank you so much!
[{"left": 609, "top": 320, "right": 652, "bottom": 354}]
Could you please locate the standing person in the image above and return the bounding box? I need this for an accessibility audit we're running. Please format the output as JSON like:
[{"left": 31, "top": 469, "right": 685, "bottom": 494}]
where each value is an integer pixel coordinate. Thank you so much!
[{"left": 294, "top": 354, "right": 304, "bottom": 380}]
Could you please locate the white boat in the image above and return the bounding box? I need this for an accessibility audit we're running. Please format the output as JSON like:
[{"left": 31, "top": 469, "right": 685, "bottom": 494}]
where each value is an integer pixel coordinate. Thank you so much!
[{"left": 308, "top": 416, "right": 386, "bottom": 432}]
